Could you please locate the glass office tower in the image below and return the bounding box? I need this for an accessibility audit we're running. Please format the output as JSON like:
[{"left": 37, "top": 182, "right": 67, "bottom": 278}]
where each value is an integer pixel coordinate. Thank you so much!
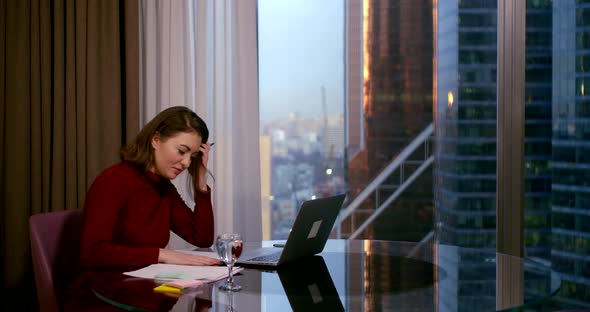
[
  {"left": 343, "top": 0, "right": 434, "bottom": 310},
  {"left": 435, "top": 0, "right": 553, "bottom": 256},
  {"left": 345, "top": 0, "right": 434, "bottom": 241},
  {"left": 551, "top": 0, "right": 590, "bottom": 306},
  {"left": 435, "top": 0, "right": 554, "bottom": 309},
  {"left": 435, "top": 0, "right": 499, "bottom": 251},
  {"left": 524, "top": 0, "right": 553, "bottom": 261},
  {"left": 435, "top": 1, "right": 499, "bottom": 310}
]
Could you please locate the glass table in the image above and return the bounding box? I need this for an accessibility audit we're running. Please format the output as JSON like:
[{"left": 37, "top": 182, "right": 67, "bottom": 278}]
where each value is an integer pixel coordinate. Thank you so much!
[{"left": 90, "top": 239, "right": 561, "bottom": 311}]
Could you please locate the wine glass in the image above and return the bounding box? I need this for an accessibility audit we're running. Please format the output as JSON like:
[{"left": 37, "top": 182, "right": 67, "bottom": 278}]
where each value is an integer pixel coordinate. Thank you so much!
[{"left": 215, "top": 233, "right": 243, "bottom": 291}]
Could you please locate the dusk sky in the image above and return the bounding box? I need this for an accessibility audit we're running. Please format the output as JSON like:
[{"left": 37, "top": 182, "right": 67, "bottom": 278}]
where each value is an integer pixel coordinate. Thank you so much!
[{"left": 258, "top": 0, "right": 345, "bottom": 123}]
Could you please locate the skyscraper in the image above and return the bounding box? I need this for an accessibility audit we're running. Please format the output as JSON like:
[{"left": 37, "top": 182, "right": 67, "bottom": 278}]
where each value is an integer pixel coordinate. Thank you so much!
[{"left": 345, "top": 0, "right": 434, "bottom": 241}]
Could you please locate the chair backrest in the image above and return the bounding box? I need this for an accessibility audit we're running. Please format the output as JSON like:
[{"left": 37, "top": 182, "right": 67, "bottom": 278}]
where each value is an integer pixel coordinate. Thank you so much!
[{"left": 30, "top": 209, "right": 82, "bottom": 312}]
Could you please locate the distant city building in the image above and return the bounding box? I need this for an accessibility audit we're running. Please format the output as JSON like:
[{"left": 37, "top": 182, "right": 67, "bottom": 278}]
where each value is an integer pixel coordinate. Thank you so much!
[{"left": 261, "top": 112, "right": 345, "bottom": 239}]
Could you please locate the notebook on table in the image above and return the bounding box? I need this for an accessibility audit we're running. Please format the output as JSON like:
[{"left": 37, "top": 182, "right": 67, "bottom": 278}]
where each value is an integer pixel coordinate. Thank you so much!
[
  {"left": 236, "top": 194, "right": 346, "bottom": 268},
  {"left": 278, "top": 256, "right": 344, "bottom": 312}
]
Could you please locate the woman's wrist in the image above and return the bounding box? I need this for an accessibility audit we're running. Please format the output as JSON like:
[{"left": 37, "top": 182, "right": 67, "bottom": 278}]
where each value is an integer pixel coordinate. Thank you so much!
[
  {"left": 196, "top": 183, "right": 209, "bottom": 193},
  {"left": 199, "top": 177, "right": 207, "bottom": 191},
  {"left": 158, "top": 248, "right": 168, "bottom": 263}
]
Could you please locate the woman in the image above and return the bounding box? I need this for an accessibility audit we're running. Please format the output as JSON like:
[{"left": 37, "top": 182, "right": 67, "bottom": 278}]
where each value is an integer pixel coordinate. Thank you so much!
[
  {"left": 80, "top": 105, "right": 218, "bottom": 267},
  {"left": 64, "top": 106, "right": 218, "bottom": 311}
]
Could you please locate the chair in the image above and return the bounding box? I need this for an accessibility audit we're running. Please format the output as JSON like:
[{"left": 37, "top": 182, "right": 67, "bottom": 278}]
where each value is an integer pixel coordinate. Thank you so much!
[{"left": 30, "top": 209, "right": 83, "bottom": 312}]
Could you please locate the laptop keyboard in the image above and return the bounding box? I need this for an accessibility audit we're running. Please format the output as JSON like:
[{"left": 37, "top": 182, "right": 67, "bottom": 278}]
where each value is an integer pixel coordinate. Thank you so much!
[{"left": 247, "top": 252, "right": 281, "bottom": 262}]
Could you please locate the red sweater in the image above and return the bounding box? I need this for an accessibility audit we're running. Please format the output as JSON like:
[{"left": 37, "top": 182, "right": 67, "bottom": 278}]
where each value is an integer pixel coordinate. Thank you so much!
[{"left": 79, "top": 161, "right": 214, "bottom": 269}]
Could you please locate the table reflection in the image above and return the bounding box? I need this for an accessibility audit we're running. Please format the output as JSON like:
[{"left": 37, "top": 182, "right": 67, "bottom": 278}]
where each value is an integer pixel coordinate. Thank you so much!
[{"left": 276, "top": 256, "right": 344, "bottom": 311}]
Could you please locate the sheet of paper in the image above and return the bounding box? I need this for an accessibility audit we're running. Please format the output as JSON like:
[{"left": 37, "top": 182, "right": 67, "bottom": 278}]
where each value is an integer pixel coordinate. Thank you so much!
[{"left": 124, "top": 263, "right": 242, "bottom": 282}]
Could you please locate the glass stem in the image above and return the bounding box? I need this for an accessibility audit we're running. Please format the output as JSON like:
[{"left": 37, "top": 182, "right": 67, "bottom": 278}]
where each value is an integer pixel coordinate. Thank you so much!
[{"left": 227, "top": 264, "right": 234, "bottom": 285}]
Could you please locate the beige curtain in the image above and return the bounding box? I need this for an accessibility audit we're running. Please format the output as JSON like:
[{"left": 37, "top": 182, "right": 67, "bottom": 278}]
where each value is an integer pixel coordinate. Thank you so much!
[
  {"left": 139, "top": 0, "right": 262, "bottom": 244},
  {"left": 205, "top": 0, "right": 262, "bottom": 242},
  {"left": 139, "top": 0, "right": 200, "bottom": 250},
  {"left": 0, "top": 0, "right": 139, "bottom": 307}
]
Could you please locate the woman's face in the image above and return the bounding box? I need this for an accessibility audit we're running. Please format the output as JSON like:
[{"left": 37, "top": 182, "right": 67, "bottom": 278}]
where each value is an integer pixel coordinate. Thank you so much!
[{"left": 150, "top": 131, "right": 202, "bottom": 179}]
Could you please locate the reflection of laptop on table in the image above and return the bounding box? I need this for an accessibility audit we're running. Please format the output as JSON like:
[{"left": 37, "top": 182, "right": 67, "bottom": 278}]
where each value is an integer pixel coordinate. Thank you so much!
[
  {"left": 237, "top": 194, "right": 346, "bottom": 268},
  {"left": 278, "top": 256, "right": 344, "bottom": 312}
]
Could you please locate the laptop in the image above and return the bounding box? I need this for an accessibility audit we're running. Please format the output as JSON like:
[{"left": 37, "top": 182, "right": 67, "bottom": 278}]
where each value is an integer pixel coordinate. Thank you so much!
[
  {"left": 236, "top": 194, "right": 346, "bottom": 267},
  {"left": 277, "top": 256, "right": 344, "bottom": 312}
]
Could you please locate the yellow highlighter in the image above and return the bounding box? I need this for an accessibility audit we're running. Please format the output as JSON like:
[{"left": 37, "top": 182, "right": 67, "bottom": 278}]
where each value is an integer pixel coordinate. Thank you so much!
[
  {"left": 154, "top": 284, "right": 182, "bottom": 295},
  {"left": 154, "top": 279, "right": 204, "bottom": 297}
]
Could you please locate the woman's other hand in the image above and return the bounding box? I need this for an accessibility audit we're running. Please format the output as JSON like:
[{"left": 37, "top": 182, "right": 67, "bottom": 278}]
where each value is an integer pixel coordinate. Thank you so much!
[
  {"left": 194, "top": 142, "right": 212, "bottom": 192},
  {"left": 158, "top": 249, "right": 219, "bottom": 266}
]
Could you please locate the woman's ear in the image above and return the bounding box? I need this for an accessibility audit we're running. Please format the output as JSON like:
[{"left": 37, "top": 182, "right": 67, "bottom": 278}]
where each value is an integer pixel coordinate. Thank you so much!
[{"left": 151, "top": 132, "right": 161, "bottom": 149}]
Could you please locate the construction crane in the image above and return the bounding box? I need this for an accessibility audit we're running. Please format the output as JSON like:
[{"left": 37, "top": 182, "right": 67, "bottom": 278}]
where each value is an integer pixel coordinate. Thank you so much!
[{"left": 321, "top": 85, "right": 334, "bottom": 184}]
